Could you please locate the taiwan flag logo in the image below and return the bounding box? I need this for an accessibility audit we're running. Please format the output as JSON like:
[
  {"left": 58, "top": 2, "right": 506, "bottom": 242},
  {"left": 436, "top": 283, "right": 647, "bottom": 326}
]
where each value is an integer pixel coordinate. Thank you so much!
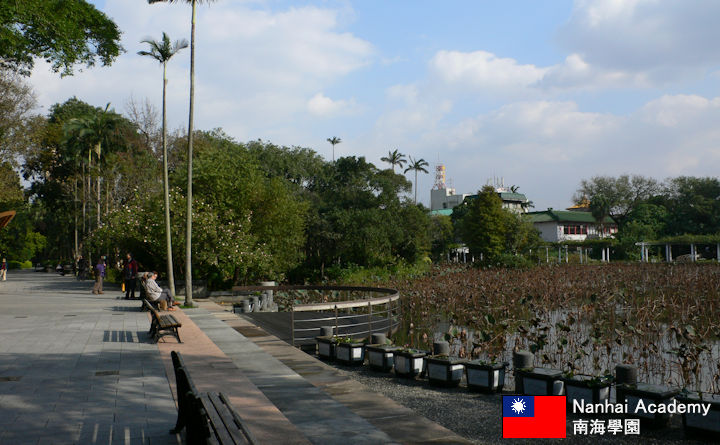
[{"left": 502, "top": 395, "right": 566, "bottom": 438}]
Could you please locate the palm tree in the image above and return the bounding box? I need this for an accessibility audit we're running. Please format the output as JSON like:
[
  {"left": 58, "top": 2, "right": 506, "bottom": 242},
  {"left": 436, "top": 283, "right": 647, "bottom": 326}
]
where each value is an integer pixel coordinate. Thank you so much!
[
  {"left": 404, "top": 156, "right": 429, "bottom": 204},
  {"left": 139, "top": 32, "right": 188, "bottom": 299},
  {"left": 380, "top": 149, "right": 407, "bottom": 173},
  {"left": 65, "top": 104, "right": 122, "bottom": 229},
  {"left": 149, "top": 0, "right": 216, "bottom": 306},
  {"left": 326, "top": 137, "right": 341, "bottom": 162}
]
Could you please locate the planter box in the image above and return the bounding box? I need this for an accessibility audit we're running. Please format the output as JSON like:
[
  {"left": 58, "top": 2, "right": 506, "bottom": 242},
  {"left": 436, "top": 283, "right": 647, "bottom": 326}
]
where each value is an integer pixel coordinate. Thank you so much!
[
  {"left": 616, "top": 383, "right": 679, "bottom": 428},
  {"left": 315, "top": 336, "right": 337, "bottom": 360},
  {"left": 515, "top": 367, "right": 564, "bottom": 395},
  {"left": 336, "top": 342, "right": 365, "bottom": 365},
  {"left": 426, "top": 355, "right": 467, "bottom": 387},
  {"left": 562, "top": 375, "right": 611, "bottom": 407},
  {"left": 465, "top": 360, "right": 506, "bottom": 393},
  {"left": 676, "top": 392, "right": 720, "bottom": 438},
  {"left": 393, "top": 349, "right": 427, "bottom": 378},
  {"left": 366, "top": 345, "right": 399, "bottom": 372}
]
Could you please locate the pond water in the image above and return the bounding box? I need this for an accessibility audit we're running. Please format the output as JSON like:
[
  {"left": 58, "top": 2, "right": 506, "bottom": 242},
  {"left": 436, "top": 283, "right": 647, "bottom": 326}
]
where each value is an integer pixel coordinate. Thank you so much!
[{"left": 401, "top": 311, "right": 720, "bottom": 393}]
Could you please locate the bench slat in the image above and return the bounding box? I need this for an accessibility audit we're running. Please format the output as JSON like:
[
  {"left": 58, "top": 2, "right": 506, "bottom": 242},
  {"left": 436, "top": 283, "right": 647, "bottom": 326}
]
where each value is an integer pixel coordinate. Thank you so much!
[
  {"left": 207, "top": 392, "right": 252, "bottom": 445},
  {"left": 202, "top": 395, "right": 238, "bottom": 445}
]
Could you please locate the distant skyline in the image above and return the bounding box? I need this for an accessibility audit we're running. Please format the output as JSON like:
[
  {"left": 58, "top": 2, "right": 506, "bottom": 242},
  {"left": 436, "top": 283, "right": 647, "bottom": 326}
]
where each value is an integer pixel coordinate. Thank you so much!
[{"left": 27, "top": 0, "right": 720, "bottom": 210}]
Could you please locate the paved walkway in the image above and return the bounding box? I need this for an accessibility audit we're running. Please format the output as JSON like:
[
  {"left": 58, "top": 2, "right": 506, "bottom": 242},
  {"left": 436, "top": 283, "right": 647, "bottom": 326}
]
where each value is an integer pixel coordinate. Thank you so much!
[
  {"left": 0, "top": 270, "right": 472, "bottom": 445},
  {"left": 0, "top": 270, "right": 179, "bottom": 445}
]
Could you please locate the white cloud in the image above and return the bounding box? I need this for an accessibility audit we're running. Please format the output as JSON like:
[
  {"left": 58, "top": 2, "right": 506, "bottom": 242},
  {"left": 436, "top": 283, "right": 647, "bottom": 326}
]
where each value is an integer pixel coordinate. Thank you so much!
[
  {"left": 638, "top": 94, "right": 720, "bottom": 127},
  {"left": 559, "top": 0, "right": 720, "bottom": 79},
  {"left": 366, "top": 94, "right": 720, "bottom": 209},
  {"left": 386, "top": 84, "right": 419, "bottom": 105},
  {"left": 424, "top": 49, "right": 651, "bottom": 94},
  {"left": 28, "top": 1, "right": 373, "bottom": 142},
  {"left": 306, "top": 93, "right": 357, "bottom": 116},
  {"left": 539, "top": 53, "right": 651, "bottom": 90},
  {"left": 429, "top": 50, "right": 546, "bottom": 91}
]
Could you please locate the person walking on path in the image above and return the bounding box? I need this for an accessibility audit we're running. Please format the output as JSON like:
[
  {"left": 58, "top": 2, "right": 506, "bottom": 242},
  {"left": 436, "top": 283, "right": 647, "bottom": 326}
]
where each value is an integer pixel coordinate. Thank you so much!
[
  {"left": 123, "top": 253, "right": 138, "bottom": 299},
  {"left": 92, "top": 257, "right": 106, "bottom": 294},
  {"left": 1, "top": 258, "right": 7, "bottom": 281}
]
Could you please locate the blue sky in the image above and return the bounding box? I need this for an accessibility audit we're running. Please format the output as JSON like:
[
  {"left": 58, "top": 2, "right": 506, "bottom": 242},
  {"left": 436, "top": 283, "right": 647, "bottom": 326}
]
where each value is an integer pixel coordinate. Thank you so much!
[{"left": 28, "top": 0, "right": 720, "bottom": 210}]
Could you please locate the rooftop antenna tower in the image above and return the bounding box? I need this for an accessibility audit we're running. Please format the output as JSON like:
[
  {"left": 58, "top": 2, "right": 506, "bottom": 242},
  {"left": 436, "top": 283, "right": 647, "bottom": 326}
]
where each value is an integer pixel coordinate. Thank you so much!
[{"left": 433, "top": 163, "right": 446, "bottom": 190}]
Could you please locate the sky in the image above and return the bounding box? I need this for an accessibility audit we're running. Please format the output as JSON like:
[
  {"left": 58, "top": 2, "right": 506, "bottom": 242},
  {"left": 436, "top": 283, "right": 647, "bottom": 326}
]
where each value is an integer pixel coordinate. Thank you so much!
[{"left": 27, "top": 0, "right": 720, "bottom": 210}]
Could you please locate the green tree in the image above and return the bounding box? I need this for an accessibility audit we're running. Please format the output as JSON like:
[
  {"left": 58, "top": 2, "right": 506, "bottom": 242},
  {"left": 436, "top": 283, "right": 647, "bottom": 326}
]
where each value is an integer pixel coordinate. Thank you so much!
[
  {"left": 404, "top": 156, "right": 429, "bottom": 204},
  {"left": 589, "top": 194, "right": 611, "bottom": 237},
  {"left": 303, "top": 156, "right": 428, "bottom": 278},
  {"left": 0, "top": 0, "right": 122, "bottom": 76},
  {"left": 380, "top": 149, "right": 407, "bottom": 173},
  {"left": 170, "top": 130, "right": 308, "bottom": 283},
  {"left": 662, "top": 176, "right": 720, "bottom": 236},
  {"left": 615, "top": 203, "right": 669, "bottom": 259},
  {"left": 457, "top": 186, "right": 507, "bottom": 260},
  {"left": 149, "top": 0, "right": 217, "bottom": 305},
  {"left": 24, "top": 98, "right": 149, "bottom": 260},
  {"left": 429, "top": 214, "right": 455, "bottom": 261},
  {"left": 574, "top": 174, "right": 660, "bottom": 224},
  {"left": 64, "top": 103, "right": 126, "bottom": 228},
  {"left": 139, "top": 32, "right": 188, "bottom": 298},
  {"left": 0, "top": 69, "right": 38, "bottom": 162},
  {"left": 503, "top": 211, "right": 541, "bottom": 254},
  {"left": 0, "top": 162, "right": 24, "bottom": 203},
  {"left": 326, "top": 136, "right": 341, "bottom": 162}
]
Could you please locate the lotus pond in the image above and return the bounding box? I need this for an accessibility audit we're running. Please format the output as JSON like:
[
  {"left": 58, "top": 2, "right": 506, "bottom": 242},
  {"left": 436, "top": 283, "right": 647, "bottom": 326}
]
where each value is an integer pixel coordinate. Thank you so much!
[{"left": 387, "top": 263, "right": 720, "bottom": 393}]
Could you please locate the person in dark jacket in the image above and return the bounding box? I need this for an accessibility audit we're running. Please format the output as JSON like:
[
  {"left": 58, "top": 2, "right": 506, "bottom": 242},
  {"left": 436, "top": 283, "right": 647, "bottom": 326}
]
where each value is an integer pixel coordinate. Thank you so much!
[{"left": 123, "top": 253, "right": 138, "bottom": 299}]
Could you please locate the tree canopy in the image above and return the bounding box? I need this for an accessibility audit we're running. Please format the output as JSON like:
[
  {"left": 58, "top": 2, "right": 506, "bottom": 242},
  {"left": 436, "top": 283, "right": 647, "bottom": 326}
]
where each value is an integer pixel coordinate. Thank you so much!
[
  {"left": 0, "top": 0, "right": 123, "bottom": 76},
  {"left": 574, "top": 174, "right": 661, "bottom": 223}
]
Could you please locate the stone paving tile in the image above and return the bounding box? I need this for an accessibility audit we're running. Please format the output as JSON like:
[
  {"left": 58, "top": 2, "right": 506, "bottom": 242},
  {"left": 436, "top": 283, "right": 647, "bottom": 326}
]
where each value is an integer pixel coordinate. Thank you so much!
[{"left": 0, "top": 271, "right": 178, "bottom": 444}]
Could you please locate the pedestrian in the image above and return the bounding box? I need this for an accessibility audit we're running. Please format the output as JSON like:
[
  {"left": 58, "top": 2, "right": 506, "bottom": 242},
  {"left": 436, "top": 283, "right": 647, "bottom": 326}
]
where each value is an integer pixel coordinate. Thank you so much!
[
  {"left": 77, "top": 255, "right": 88, "bottom": 280},
  {"left": 92, "top": 257, "right": 106, "bottom": 294},
  {"left": 1, "top": 258, "right": 7, "bottom": 281},
  {"left": 123, "top": 253, "right": 138, "bottom": 299}
]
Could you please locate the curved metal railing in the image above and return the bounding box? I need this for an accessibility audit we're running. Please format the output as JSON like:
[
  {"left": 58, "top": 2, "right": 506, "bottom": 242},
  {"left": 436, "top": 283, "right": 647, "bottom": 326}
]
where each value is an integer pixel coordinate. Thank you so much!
[{"left": 231, "top": 285, "right": 402, "bottom": 347}]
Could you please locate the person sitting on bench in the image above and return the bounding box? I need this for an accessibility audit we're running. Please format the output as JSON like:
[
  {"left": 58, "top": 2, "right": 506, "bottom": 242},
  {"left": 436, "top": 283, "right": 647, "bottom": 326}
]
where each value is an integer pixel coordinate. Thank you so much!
[{"left": 144, "top": 271, "right": 178, "bottom": 310}]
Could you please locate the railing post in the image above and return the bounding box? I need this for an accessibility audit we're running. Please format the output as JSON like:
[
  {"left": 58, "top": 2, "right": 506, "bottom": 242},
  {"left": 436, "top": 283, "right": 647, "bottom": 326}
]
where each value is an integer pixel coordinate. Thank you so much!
[
  {"left": 335, "top": 305, "right": 339, "bottom": 337},
  {"left": 291, "top": 306, "right": 295, "bottom": 347},
  {"left": 387, "top": 299, "right": 392, "bottom": 333},
  {"left": 368, "top": 301, "right": 373, "bottom": 337}
]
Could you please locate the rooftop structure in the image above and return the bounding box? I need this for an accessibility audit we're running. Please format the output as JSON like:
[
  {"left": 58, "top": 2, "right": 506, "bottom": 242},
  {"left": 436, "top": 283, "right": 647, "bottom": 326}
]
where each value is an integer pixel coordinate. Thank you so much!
[{"left": 528, "top": 209, "right": 617, "bottom": 242}]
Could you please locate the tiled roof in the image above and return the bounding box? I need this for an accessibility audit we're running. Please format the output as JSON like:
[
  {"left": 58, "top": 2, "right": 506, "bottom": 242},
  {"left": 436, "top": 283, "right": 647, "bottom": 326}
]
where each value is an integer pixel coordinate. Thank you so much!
[
  {"left": 497, "top": 192, "right": 528, "bottom": 202},
  {"left": 429, "top": 209, "right": 453, "bottom": 216},
  {"left": 528, "top": 209, "right": 615, "bottom": 224}
]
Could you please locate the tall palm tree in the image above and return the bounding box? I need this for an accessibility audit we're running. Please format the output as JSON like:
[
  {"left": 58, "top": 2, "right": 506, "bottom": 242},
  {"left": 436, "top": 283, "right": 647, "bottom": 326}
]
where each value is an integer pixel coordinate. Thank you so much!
[
  {"left": 380, "top": 149, "right": 406, "bottom": 173},
  {"left": 404, "top": 156, "right": 429, "bottom": 204},
  {"left": 149, "top": 0, "right": 216, "bottom": 306},
  {"left": 138, "top": 32, "right": 188, "bottom": 299},
  {"left": 65, "top": 104, "right": 122, "bottom": 229},
  {"left": 326, "top": 136, "right": 341, "bottom": 162}
]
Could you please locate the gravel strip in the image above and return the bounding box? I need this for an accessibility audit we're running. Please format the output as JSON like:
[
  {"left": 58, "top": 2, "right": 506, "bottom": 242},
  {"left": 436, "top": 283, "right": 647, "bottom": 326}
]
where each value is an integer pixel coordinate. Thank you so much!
[{"left": 327, "top": 362, "right": 708, "bottom": 444}]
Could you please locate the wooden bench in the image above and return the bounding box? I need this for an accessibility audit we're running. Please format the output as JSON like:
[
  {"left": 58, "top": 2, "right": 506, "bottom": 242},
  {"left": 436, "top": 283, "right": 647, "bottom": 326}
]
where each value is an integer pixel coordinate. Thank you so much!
[
  {"left": 142, "top": 297, "right": 160, "bottom": 312},
  {"left": 146, "top": 301, "right": 182, "bottom": 343},
  {"left": 171, "top": 351, "right": 257, "bottom": 444}
]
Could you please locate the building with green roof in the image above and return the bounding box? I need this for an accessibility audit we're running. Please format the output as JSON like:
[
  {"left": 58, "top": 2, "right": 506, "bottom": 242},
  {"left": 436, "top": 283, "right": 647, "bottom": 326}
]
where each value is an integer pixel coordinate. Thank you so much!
[{"left": 528, "top": 209, "right": 617, "bottom": 242}]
